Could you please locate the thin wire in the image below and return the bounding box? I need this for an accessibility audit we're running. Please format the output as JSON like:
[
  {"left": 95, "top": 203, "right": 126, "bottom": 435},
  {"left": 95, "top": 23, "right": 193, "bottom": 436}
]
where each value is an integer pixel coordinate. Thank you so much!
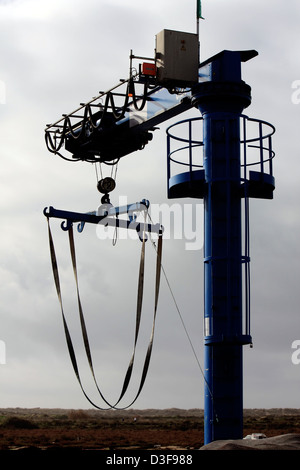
[
  {"left": 94, "top": 161, "right": 104, "bottom": 183},
  {"left": 95, "top": 160, "right": 118, "bottom": 183},
  {"left": 112, "top": 215, "right": 118, "bottom": 246},
  {"left": 94, "top": 162, "right": 99, "bottom": 183},
  {"left": 111, "top": 161, "right": 118, "bottom": 180},
  {"left": 146, "top": 212, "right": 214, "bottom": 401}
]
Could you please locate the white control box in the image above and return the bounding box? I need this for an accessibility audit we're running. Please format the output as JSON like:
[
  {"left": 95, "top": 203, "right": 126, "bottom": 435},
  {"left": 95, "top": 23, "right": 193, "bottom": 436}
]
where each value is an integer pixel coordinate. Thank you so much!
[{"left": 155, "top": 29, "right": 199, "bottom": 87}]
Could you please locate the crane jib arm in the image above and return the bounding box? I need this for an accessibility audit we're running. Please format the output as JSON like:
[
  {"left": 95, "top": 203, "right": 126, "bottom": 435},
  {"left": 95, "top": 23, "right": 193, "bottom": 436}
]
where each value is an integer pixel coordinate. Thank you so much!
[{"left": 45, "top": 84, "right": 193, "bottom": 163}]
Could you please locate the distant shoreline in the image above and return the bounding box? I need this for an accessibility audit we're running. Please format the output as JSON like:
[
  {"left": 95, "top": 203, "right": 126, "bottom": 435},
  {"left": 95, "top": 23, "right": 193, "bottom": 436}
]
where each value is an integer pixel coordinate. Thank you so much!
[{"left": 0, "top": 407, "right": 299, "bottom": 417}]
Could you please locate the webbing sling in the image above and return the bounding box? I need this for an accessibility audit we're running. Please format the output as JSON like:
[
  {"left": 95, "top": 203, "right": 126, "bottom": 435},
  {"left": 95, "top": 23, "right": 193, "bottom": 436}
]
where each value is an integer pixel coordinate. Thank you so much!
[{"left": 47, "top": 218, "right": 162, "bottom": 410}]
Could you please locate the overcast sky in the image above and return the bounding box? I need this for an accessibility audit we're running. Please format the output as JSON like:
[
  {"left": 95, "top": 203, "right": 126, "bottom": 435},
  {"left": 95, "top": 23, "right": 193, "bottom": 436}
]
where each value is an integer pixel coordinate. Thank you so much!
[{"left": 0, "top": 0, "right": 300, "bottom": 412}]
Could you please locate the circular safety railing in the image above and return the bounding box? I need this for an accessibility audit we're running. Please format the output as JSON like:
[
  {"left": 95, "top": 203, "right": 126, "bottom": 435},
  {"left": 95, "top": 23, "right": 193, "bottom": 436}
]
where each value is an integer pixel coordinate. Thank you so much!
[
  {"left": 166, "top": 115, "right": 276, "bottom": 198},
  {"left": 167, "top": 117, "right": 204, "bottom": 183}
]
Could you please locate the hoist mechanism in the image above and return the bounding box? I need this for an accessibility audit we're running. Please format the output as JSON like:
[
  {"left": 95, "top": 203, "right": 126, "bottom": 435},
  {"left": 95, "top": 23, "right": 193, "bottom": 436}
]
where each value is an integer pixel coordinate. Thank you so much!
[
  {"left": 45, "top": 78, "right": 192, "bottom": 164},
  {"left": 44, "top": 30, "right": 198, "bottom": 164}
]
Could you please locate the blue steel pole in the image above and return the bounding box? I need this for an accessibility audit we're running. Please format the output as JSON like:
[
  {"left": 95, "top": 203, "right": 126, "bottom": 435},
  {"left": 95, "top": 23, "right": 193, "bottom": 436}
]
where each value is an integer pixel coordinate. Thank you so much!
[{"left": 192, "top": 51, "right": 254, "bottom": 443}]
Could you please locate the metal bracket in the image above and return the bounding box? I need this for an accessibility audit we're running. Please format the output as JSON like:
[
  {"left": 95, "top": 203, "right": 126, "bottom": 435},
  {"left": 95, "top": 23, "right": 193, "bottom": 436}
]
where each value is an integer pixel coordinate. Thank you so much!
[{"left": 43, "top": 199, "right": 163, "bottom": 241}]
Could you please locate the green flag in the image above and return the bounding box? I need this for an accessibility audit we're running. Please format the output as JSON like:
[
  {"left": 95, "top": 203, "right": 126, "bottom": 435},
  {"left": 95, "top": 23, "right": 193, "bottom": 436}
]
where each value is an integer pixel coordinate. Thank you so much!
[{"left": 197, "top": 0, "right": 204, "bottom": 19}]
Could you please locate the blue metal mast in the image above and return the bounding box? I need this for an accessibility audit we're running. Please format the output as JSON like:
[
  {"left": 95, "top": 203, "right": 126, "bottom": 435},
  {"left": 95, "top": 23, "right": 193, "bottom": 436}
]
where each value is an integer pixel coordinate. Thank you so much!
[
  {"left": 192, "top": 50, "right": 256, "bottom": 443},
  {"left": 167, "top": 49, "right": 275, "bottom": 444}
]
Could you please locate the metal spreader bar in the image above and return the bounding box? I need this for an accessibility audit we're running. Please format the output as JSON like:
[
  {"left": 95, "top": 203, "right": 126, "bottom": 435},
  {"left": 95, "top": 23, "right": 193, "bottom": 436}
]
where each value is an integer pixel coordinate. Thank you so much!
[{"left": 43, "top": 201, "right": 163, "bottom": 240}]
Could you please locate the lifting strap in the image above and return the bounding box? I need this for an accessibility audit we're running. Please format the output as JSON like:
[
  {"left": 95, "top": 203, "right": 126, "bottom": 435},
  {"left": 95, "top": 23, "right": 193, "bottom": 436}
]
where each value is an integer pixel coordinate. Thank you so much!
[{"left": 47, "top": 217, "right": 163, "bottom": 410}]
